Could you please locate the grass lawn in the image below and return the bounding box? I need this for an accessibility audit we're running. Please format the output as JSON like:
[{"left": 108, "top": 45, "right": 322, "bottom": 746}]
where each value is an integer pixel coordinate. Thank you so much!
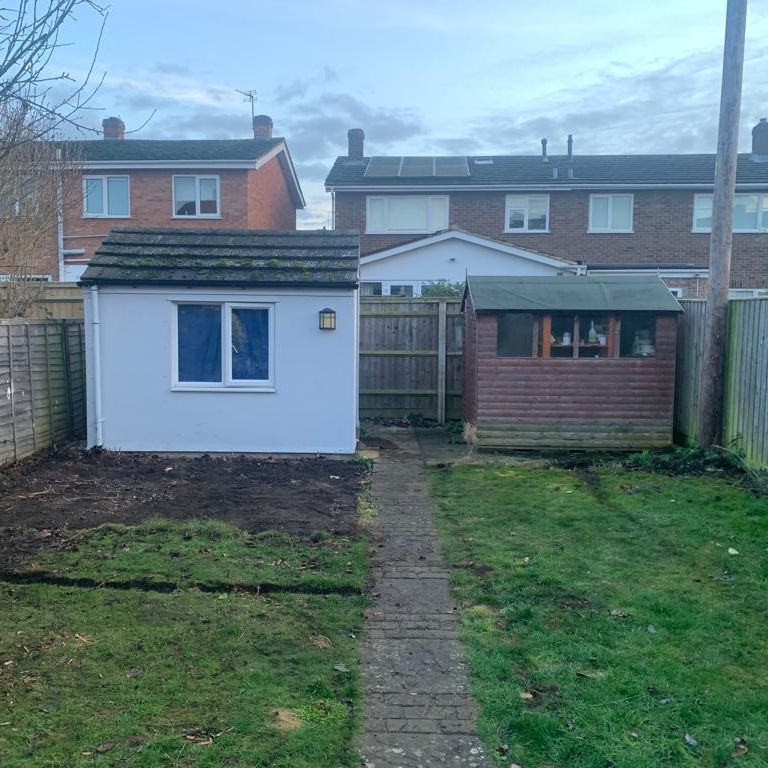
[
  {"left": 0, "top": 520, "right": 367, "bottom": 768},
  {"left": 428, "top": 464, "right": 768, "bottom": 767}
]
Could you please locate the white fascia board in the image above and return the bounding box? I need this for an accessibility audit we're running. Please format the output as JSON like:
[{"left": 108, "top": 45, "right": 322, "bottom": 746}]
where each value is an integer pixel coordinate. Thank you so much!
[
  {"left": 360, "top": 230, "right": 578, "bottom": 270},
  {"left": 587, "top": 267, "right": 710, "bottom": 278},
  {"left": 82, "top": 159, "right": 259, "bottom": 170},
  {"left": 257, "top": 142, "right": 306, "bottom": 208},
  {"left": 328, "top": 182, "right": 768, "bottom": 192}
]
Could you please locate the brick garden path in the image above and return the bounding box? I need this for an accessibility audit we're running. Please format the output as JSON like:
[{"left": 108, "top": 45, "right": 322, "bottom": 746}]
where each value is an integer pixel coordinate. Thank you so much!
[{"left": 359, "top": 428, "right": 488, "bottom": 767}]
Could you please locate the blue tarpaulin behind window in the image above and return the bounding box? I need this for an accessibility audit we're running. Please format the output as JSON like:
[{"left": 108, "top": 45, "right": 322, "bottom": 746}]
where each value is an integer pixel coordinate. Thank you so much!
[
  {"left": 231, "top": 307, "right": 269, "bottom": 380},
  {"left": 178, "top": 304, "right": 221, "bottom": 382}
]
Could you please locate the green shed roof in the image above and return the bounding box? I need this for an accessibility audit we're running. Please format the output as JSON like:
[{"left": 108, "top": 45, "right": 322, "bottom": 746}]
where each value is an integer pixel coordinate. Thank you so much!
[
  {"left": 80, "top": 228, "right": 359, "bottom": 289},
  {"left": 466, "top": 275, "right": 683, "bottom": 313}
]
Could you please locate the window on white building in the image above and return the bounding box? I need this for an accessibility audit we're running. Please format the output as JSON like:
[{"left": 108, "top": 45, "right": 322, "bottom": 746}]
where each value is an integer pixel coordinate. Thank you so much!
[
  {"left": 174, "top": 302, "right": 273, "bottom": 389},
  {"left": 588, "top": 194, "right": 633, "bottom": 233},
  {"left": 83, "top": 176, "right": 130, "bottom": 217},
  {"left": 693, "top": 193, "right": 768, "bottom": 232},
  {"left": 365, "top": 195, "right": 448, "bottom": 234},
  {"left": 505, "top": 195, "right": 549, "bottom": 232},
  {"left": 173, "top": 176, "right": 220, "bottom": 217}
]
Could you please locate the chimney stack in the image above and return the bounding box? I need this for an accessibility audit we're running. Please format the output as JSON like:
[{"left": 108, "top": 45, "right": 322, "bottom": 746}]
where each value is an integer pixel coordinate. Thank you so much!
[
  {"left": 541, "top": 137, "right": 548, "bottom": 162},
  {"left": 567, "top": 134, "right": 573, "bottom": 160},
  {"left": 252, "top": 114, "right": 273, "bottom": 140},
  {"left": 348, "top": 128, "right": 365, "bottom": 160},
  {"left": 753, "top": 117, "right": 768, "bottom": 157},
  {"left": 102, "top": 116, "right": 125, "bottom": 140}
]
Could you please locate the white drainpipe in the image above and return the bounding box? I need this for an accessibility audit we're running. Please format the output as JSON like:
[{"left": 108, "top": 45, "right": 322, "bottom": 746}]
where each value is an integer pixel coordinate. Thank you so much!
[
  {"left": 55, "top": 164, "right": 65, "bottom": 280},
  {"left": 90, "top": 285, "right": 104, "bottom": 447}
]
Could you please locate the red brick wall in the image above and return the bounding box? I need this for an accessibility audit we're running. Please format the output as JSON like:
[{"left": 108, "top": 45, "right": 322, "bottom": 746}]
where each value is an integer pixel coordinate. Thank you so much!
[
  {"left": 467, "top": 311, "right": 678, "bottom": 448},
  {"left": 247, "top": 156, "right": 296, "bottom": 230},
  {"left": 334, "top": 190, "right": 768, "bottom": 289}
]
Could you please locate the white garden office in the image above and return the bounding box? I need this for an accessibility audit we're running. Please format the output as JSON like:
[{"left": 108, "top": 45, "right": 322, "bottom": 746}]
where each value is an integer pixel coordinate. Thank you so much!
[{"left": 80, "top": 228, "right": 360, "bottom": 454}]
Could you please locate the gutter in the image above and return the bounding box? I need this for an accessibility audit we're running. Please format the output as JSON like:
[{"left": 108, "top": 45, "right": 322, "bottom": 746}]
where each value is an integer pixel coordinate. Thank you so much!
[{"left": 90, "top": 285, "right": 104, "bottom": 447}]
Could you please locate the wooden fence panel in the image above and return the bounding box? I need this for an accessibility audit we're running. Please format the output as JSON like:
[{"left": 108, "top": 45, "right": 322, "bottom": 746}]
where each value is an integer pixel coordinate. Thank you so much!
[
  {"left": 0, "top": 319, "right": 86, "bottom": 467},
  {"left": 359, "top": 297, "right": 462, "bottom": 421},
  {"left": 675, "top": 298, "right": 768, "bottom": 468},
  {"left": 674, "top": 300, "right": 706, "bottom": 445}
]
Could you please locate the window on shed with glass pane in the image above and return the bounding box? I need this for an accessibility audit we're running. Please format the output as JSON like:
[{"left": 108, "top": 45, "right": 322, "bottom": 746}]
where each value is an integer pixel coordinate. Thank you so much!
[
  {"left": 176, "top": 303, "right": 272, "bottom": 388},
  {"left": 619, "top": 313, "right": 656, "bottom": 358},
  {"left": 497, "top": 313, "right": 538, "bottom": 357}
]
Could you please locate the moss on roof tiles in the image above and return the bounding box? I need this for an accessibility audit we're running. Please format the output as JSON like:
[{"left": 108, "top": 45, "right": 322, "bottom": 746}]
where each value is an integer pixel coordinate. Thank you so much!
[{"left": 80, "top": 227, "right": 359, "bottom": 289}]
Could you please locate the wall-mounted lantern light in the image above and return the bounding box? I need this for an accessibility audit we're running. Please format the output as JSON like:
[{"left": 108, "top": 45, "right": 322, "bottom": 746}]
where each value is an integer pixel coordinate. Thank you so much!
[{"left": 319, "top": 307, "right": 336, "bottom": 330}]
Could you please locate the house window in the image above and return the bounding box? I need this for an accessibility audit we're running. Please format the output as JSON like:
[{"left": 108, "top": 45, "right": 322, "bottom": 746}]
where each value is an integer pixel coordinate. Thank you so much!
[
  {"left": 360, "top": 282, "right": 383, "bottom": 296},
  {"left": 174, "top": 302, "right": 273, "bottom": 389},
  {"left": 693, "top": 193, "right": 768, "bottom": 232},
  {"left": 365, "top": 195, "right": 448, "bottom": 234},
  {"left": 588, "top": 194, "right": 633, "bottom": 232},
  {"left": 389, "top": 284, "right": 414, "bottom": 297},
  {"left": 173, "top": 176, "right": 220, "bottom": 217},
  {"left": 83, "top": 176, "right": 130, "bottom": 217},
  {"left": 505, "top": 195, "right": 549, "bottom": 232}
]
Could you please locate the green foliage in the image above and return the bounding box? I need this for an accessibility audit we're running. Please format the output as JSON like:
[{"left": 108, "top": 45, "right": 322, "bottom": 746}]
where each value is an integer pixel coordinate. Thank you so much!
[
  {"left": 429, "top": 465, "right": 768, "bottom": 768},
  {"left": 420, "top": 280, "right": 465, "bottom": 297}
]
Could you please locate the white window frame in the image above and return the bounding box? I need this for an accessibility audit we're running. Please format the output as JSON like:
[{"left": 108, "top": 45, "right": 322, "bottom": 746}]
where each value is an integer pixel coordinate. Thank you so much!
[
  {"left": 171, "top": 300, "right": 275, "bottom": 392},
  {"left": 588, "top": 193, "right": 634, "bottom": 233},
  {"left": 692, "top": 193, "right": 768, "bottom": 233},
  {"left": 365, "top": 195, "right": 449, "bottom": 235},
  {"left": 504, "top": 194, "right": 550, "bottom": 233},
  {"left": 172, "top": 175, "right": 221, "bottom": 219},
  {"left": 82, "top": 175, "right": 131, "bottom": 218}
]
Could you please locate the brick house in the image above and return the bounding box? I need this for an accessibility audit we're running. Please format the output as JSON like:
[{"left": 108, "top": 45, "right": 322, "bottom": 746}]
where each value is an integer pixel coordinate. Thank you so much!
[
  {"left": 325, "top": 120, "right": 768, "bottom": 298},
  {"left": 54, "top": 115, "right": 304, "bottom": 281}
]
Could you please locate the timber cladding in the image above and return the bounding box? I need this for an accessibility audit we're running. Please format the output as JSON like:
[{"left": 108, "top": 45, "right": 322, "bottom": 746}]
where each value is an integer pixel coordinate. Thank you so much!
[
  {"left": 465, "top": 304, "right": 678, "bottom": 449},
  {"left": 0, "top": 320, "right": 86, "bottom": 467}
]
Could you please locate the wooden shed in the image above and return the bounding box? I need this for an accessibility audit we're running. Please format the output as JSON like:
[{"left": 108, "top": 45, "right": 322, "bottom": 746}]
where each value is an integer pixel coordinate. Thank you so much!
[{"left": 462, "top": 275, "right": 683, "bottom": 449}]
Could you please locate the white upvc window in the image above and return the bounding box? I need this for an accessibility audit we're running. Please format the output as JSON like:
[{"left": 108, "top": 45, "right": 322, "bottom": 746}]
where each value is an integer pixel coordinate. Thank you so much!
[
  {"left": 505, "top": 194, "right": 549, "bottom": 232},
  {"left": 365, "top": 195, "right": 448, "bottom": 234},
  {"left": 173, "top": 175, "right": 221, "bottom": 218},
  {"left": 83, "top": 175, "right": 130, "bottom": 217},
  {"left": 172, "top": 301, "right": 275, "bottom": 391},
  {"left": 588, "top": 193, "right": 634, "bottom": 233},
  {"left": 693, "top": 193, "right": 768, "bottom": 233}
]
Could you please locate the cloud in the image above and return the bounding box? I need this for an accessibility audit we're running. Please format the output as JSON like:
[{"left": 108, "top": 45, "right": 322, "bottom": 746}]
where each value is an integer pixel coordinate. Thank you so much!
[{"left": 439, "top": 44, "right": 768, "bottom": 156}]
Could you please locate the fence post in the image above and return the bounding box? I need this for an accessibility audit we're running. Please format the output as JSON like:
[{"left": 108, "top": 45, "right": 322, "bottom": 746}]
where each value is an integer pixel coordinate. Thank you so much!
[{"left": 437, "top": 299, "right": 447, "bottom": 425}]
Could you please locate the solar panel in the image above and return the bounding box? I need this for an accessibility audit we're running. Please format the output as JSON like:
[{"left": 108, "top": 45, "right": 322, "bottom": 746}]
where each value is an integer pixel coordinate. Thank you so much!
[
  {"left": 399, "top": 157, "right": 435, "bottom": 176},
  {"left": 435, "top": 157, "right": 470, "bottom": 176},
  {"left": 364, "top": 157, "right": 402, "bottom": 177}
]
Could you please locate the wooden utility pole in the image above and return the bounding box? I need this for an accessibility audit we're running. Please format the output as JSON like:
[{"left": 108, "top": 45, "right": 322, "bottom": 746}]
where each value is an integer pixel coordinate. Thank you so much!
[{"left": 697, "top": 0, "right": 749, "bottom": 447}]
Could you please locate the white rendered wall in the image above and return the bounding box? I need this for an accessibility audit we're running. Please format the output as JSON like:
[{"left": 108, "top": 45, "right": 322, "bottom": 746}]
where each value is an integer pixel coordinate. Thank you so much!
[
  {"left": 84, "top": 286, "right": 357, "bottom": 454},
  {"left": 360, "top": 239, "right": 569, "bottom": 292}
]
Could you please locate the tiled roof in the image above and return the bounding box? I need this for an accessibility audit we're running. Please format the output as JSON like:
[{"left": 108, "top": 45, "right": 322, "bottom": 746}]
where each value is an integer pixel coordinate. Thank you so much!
[
  {"left": 80, "top": 228, "right": 359, "bottom": 288},
  {"left": 64, "top": 138, "right": 284, "bottom": 163},
  {"left": 326, "top": 154, "right": 768, "bottom": 188}
]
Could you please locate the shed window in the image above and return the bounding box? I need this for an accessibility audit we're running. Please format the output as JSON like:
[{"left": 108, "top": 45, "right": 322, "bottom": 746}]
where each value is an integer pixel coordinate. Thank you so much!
[
  {"left": 620, "top": 313, "right": 656, "bottom": 358},
  {"left": 175, "top": 302, "right": 274, "bottom": 389},
  {"left": 497, "top": 313, "right": 536, "bottom": 357},
  {"left": 360, "top": 282, "right": 383, "bottom": 296}
]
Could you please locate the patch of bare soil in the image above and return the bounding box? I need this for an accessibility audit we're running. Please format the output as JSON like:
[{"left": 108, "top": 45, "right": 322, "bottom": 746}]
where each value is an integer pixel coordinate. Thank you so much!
[{"left": 0, "top": 446, "right": 364, "bottom": 569}]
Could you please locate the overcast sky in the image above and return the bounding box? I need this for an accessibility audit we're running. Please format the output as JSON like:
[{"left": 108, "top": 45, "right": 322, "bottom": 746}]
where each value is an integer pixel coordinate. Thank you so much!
[{"left": 57, "top": 0, "right": 768, "bottom": 227}]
